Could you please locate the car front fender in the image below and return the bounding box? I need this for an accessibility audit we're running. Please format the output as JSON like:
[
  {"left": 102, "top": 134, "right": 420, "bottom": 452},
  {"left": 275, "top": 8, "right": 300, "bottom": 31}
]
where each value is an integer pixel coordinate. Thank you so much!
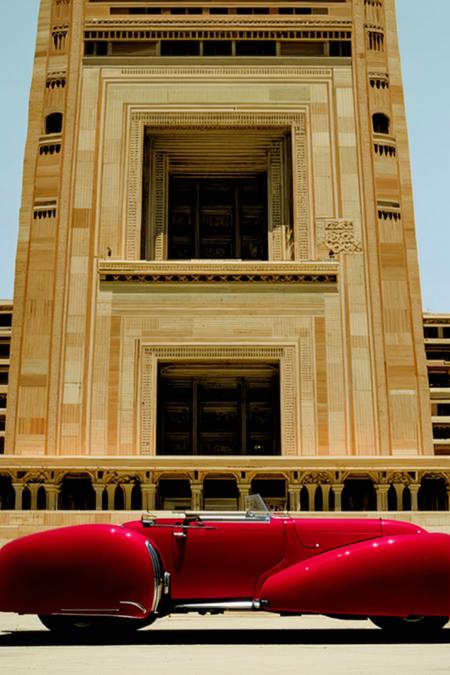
[
  {"left": 260, "top": 533, "right": 450, "bottom": 617},
  {"left": 0, "top": 525, "right": 162, "bottom": 618}
]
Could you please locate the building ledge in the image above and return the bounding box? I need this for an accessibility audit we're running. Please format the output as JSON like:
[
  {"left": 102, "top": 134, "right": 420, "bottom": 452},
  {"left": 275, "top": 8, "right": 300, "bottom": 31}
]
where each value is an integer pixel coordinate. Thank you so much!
[
  {"left": 98, "top": 260, "right": 339, "bottom": 287},
  {"left": 0, "top": 455, "right": 447, "bottom": 472}
]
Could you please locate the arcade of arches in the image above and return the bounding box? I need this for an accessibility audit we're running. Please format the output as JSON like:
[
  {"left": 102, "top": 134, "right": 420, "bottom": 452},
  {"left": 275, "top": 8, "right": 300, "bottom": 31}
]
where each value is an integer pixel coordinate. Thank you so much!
[{"left": 0, "top": 469, "right": 449, "bottom": 513}]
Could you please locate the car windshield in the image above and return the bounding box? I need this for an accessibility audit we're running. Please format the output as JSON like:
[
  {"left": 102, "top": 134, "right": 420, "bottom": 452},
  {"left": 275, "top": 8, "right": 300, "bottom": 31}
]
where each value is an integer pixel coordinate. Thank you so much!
[{"left": 245, "top": 494, "right": 271, "bottom": 518}]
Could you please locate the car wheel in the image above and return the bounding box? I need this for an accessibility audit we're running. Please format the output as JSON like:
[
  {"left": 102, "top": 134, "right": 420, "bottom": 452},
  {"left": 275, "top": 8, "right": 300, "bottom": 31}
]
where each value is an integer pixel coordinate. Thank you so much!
[
  {"left": 38, "top": 614, "right": 156, "bottom": 634},
  {"left": 370, "top": 615, "right": 448, "bottom": 635}
]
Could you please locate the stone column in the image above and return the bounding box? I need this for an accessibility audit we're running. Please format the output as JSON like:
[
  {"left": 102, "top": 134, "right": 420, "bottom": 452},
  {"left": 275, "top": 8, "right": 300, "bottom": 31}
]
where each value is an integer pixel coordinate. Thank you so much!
[
  {"left": 331, "top": 484, "right": 344, "bottom": 511},
  {"left": 304, "top": 484, "right": 317, "bottom": 511},
  {"left": 393, "top": 483, "right": 404, "bottom": 511},
  {"left": 12, "top": 483, "right": 24, "bottom": 510},
  {"left": 190, "top": 483, "right": 203, "bottom": 511},
  {"left": 29, "top": 484, "right": 40, "bottom": 510},
  {"left": 238, "top": 483, "right": 251, "bottom": 511},
  {"left": 106, "top": 484, "right": 116, "bottom": 510},
  {"left": 288, "top": 486, "right": 300, "bottom": 512},
  {"left": 409, "top": 484, "right": 420, "bottom": 511},
  {"left": 45, "top": 484, "right": 60, "bottom": 510},
  {"left": 122, "top": 483, "right": 134, "bottom": 510},
  {"left": 92, "top": 483, "right": 105, "bottom": 510},
  {"left": 321, "top": 484, "right": 331, "bottom": 511},
  {"left": 375, "top": 484, "right": 389, "bottom": 511},
  {"left": 141, "top": 483, "right": 157, "bottom": 511}
]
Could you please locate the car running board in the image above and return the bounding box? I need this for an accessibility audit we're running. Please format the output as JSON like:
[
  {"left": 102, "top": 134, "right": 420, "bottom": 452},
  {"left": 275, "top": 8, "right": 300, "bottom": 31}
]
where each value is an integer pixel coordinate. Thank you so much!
[{"left": 173, "top": 600, "right": 265, "bottom": 612}]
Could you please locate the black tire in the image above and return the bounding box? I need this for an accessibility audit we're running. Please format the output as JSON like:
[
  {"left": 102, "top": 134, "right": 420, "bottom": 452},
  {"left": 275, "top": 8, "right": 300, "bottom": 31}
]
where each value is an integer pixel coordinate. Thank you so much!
[
  {"left": 38, "top": 614, "right": 156, "bottom": 635},
  {"left": 370, "top": 615, "right": 448, "bottom": 636}
]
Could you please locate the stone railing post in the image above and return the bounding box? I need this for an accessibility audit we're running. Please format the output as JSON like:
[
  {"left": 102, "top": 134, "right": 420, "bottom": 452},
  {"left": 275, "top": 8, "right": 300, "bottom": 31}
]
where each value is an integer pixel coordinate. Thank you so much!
[
  {"left": 331, "top": 484, "right": 344, "bottom": 511},
  {"left": 29, "top": 484, "right": 40, "bottom": 510},
  {"left": 288, "top": 486, "right": 300, "bottom": 512},
  {"left": 12, "top": 483, "right": 24, "bottom": 510},
  {"left": 45, "top": 484, "right": 60, "bottom": 510},
  {"left": 393, "top": 483, "right": 405, "bottom": 511},
  {"left": 237, "top": 483, "right": 251, "bottom": 511},
  {"left": 106, "top": 484, "right": 116, "bottom": 510},
  {"left": 408, "top": 484, "right": 420, "bottom": 511},
  {"left": 92, "top": 483, "right": 105, "bottom": 510},
  {"left": 141, "top": 483, "right": 157, "bottom": 511},
  {"left": 321, "top": 484, "right": 331, "bottom": 511},
  {"left": 190, "top": 483, "right": 203, "bottom": 511},
  {"left": 375, "top": 484, "right": 390, "bottom": 511},
  {"left": 122, "top": 483, "right": 134, "bottom": 510}
]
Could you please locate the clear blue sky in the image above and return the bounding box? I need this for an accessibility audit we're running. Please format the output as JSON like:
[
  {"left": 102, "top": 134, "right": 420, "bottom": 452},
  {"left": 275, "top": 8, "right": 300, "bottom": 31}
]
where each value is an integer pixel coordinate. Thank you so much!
[{"left": 0, "top": 1, "right": 449, "bottom": 311}]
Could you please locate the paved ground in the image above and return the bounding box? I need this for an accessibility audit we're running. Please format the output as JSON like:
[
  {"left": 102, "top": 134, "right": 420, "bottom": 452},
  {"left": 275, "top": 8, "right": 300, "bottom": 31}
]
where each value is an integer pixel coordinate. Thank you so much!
[{"left": 0, "top": 613, "right": 449, "bottom": 675}]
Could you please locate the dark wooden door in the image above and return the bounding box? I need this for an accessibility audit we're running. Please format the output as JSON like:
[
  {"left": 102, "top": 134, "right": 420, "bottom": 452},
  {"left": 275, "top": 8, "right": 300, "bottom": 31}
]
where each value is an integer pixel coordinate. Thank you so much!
[{"left": 168, "top": 175, "right": 267, "bottom": 260}]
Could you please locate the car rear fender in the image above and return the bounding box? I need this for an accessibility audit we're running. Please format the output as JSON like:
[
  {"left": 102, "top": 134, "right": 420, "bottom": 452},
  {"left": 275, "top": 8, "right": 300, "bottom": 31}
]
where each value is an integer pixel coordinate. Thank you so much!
[
  {"left": 260, "top": 533, "right": 450, "bottom": 617},
  {"left": 0, "top": 524, "right": 162, "bottom": 618}
]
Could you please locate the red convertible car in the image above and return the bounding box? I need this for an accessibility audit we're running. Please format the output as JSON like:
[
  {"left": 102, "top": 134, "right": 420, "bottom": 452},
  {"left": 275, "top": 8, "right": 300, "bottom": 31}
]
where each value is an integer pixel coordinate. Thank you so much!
[{"left": 0, "top": 496, "right": 448, "bottom": 636}]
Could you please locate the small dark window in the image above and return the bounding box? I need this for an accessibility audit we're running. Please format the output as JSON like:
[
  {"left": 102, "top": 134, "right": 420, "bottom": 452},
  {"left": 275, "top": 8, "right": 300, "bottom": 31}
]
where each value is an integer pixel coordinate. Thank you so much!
[
  {"left": 45, "top": 112, "right": 63, "bottom": 135},
  {"left": 329, "top": 41, "right": 352, "bottom": 57},
  {"left": 203, "top": 41, "right": 232, "bottom": 56},
  {"left": 0, "top": 342, "right": 10, "bottom": 359},
  {"left": 424, "top": 326, "right": 439, "bottom": 338},
  {"left": 235, "top": 41, "right": 276, "bottom": 57},
  {"left": 372, "top": 113, "right": 390, "bottom": 134},
  {"left": 161, "top": 41, "right": 200, "bottom": 56},
  {"left": 209, "top": 7, "right": 228, "bottom": 14},
  {"left": 0, "top": 313, "right": 12, "bottom": 328}
]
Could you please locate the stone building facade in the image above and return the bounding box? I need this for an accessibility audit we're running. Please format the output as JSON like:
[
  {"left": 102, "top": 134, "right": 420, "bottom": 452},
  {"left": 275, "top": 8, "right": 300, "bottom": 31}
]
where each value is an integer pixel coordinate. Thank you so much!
[{"left": 1, "top": 0, "right": 449, "bottom": 515}]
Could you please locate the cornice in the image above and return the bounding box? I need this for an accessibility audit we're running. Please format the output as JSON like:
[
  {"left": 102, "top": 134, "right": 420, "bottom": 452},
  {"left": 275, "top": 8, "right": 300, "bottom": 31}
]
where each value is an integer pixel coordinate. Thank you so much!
[
  {"left": 85, "top": 18, "right": 353, "bottom": 30},
  {"left": 97, "top": 260, "right": 339, "bottom": 286}
]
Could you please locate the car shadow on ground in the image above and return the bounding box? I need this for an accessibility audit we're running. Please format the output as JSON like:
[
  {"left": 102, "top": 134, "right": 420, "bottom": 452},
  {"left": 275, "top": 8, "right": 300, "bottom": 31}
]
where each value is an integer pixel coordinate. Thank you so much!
[{"left": 0, "top": 627, "right": 449, "bottom": 647}]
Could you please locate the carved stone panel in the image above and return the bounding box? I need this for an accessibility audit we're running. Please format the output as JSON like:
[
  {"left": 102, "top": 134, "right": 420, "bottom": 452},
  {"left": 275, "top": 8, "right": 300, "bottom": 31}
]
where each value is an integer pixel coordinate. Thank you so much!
[{"left": 139, "top": 344, "right": 298, "bottom": 456}]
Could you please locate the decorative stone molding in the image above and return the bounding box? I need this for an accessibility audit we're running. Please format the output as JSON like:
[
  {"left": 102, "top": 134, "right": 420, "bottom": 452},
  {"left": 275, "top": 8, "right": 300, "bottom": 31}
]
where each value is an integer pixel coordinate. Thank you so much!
[
  {"left": 120, "top": 66, "right": 333, "bottom": 80},
  {"left": 86, "top": 19, "right": 352, "bottom": 30},
  {"left": 126, "top": 110, "right": 310, "bottom": 262},
  {"left": 139, "top": 343, "right": 298, "bottom": 456},
  {"left": 98, "top": 260, "right": 338, "bottom": 285},
  {"left": 387, "top": 472, "right": 412, "bottom": 486},
  {"left": 317, "top": 219, "right": 362, "bottom": 255},
  {"left": 301, "top": 471, "right": 332, "bottom": 485}
]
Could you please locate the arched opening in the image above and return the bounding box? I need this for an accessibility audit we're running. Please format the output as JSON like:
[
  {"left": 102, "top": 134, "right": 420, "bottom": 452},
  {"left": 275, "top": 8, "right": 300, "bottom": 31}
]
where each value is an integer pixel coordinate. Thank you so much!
[
  {"left": 251, "top": 477, "right": 286, "bottom": 511},
  {"left": 131, "top": 484, "right": 142, "bottom": 510},
  {"left": 157, "top": 478, "right": 192, "bottom": 510},
  {"left": 102, "top": 487, "right": 108, "bottom": 510},
  {"left": 418, "top": 477, "right": 448, "bottom": 511},
  {"left": 114, "top": 485, "right": 124, "bottom": 510},
  {"left": 45, "top": 112, "right": 63, "bottom": 134},
  {"left": 402, "top": 486, "right": 412, "bottom": 511},
  {"left": 0, "top": 475, "right": 15, "bottom": 509},
  {"left": 22, "top": 486, "right": 31, "bottom": 510},
  {"left": 314, "top": 486, "right": 323, "bottom": 512},
  {"left": 37, "top": 486, "right": 46, "bottom": 510},
  {"left": 300, "top": 486, "right": 309, "bottom": 511},
  {"left": 342, "top": 479, "right": 376, "bottom": 511},
  {"left": 372, "top": 112, "right": 390, "bottom": 134},
  {"left": 60, "top": 475, "right": 95, "bottom": 509},
  {"left": 203, "top": 476, "right": 238, "bottom": 510},
  {"left": 387, "top": 485, "right": 397, "bottom": 511}
]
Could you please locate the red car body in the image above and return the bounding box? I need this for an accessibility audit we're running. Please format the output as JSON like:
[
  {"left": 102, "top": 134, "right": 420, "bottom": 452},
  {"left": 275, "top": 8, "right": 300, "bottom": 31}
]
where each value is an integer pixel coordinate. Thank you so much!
[{"left": 0, "top": 498, "right": 449, "bottom": 635}]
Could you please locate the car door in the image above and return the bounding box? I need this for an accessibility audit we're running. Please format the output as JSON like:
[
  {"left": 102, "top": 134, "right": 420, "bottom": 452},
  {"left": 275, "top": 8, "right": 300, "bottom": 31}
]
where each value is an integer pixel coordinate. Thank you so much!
[{"left": 169, "top": 517, "right": 286, "bottom": 600}]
